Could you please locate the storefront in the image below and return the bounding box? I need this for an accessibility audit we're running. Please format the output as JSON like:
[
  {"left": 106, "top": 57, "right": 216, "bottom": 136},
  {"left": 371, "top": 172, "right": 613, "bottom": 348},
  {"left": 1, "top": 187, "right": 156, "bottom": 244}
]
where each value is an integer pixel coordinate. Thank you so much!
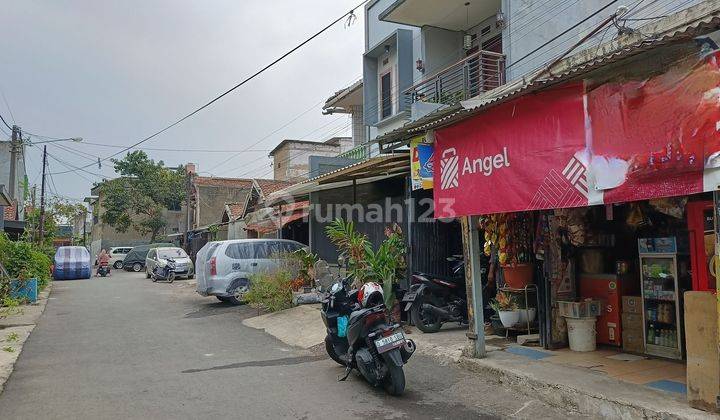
[{"left": 425, "top": 38, "right": 720, "bottom": 405}]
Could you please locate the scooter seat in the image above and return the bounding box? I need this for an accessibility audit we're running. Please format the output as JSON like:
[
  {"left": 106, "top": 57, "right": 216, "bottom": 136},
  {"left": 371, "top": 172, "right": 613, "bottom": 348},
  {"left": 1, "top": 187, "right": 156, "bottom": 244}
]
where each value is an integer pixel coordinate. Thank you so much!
[{"left": 349, "top": 308, "right": 370, "bottom": 325}]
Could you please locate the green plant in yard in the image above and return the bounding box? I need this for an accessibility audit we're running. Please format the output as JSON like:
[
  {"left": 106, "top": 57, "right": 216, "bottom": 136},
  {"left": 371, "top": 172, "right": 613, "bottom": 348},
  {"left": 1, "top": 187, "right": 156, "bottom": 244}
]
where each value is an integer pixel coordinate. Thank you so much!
[
  {"left": 244, "top": 270, "right": 294, "bottom": 312},
  {"left": 325, "top": 219, "right": 370, "bottom": 283},
  {"left": 2, "top": 346, "right": 14, "bottom": 353},
  {"left": 326, "top": 220, "right": 407, "bottom": 307},
  {"left": 6, "top": 332, "right": 19, "bottom": 342},
  {"left": 292, "top": 248, "right": 318, "bottom": 287},
  {"left": 0, "top": 234, "right": 52, "bottom": 297},
  {"left": 0, "top": 296, "right": 23, "bottom": 318},
  {"left": 363, "top": 224, "right": 406, "bottom": 307}
]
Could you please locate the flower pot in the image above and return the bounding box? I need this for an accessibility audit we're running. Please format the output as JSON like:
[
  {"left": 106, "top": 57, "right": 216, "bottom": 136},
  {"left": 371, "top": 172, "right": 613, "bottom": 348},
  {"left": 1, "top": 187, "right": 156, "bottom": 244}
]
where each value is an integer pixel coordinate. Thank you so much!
[
  {"left": 502, "top": 264, "right": 534, "bottom": 289},
  {"left": 518, "top": 307, "right": 536, "bottom": 324},
  {"left": 498, "top": 310, "right": 520, "bottom": 328}
]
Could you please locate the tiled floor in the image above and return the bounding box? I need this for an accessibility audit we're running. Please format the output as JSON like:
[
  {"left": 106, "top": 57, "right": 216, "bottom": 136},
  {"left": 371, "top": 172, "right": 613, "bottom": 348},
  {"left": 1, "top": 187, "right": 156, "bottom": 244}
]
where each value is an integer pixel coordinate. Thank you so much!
[{"left": 503, "top": 345, "right": 688, "bottom": 394}]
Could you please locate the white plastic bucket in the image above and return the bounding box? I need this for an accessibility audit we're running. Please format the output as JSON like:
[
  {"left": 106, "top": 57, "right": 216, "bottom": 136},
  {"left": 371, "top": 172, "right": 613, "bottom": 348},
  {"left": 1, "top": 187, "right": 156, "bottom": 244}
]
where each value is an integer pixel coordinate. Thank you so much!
[{"left": 566, "top": 317, "right": 597, "bottom": 352}]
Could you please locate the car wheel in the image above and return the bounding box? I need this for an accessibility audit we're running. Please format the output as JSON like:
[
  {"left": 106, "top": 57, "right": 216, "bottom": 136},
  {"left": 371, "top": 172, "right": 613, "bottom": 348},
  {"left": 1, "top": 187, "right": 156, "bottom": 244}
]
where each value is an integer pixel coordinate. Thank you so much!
[
  {"left": 132, "top": 263, "right": 142, "bottom": 272},
  {"left": 113, "top": 261, "right": 123, "bottom": 269},
  {"left": 146, "top": 269, "right": 151, "bottom": 279},
  {"left": 225, "top": 286, "right": 247, "bottom": 305},
  {"left": 187, "top": 274, "right": 194, "bottom": 279}
]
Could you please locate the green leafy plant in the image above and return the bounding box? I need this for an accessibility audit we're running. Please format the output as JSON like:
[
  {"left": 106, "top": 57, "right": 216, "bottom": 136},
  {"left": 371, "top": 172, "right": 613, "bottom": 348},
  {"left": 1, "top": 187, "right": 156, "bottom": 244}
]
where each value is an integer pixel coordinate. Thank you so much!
[
  {"left": 99, "top": 151, "right": 186, "bottom": 242},
  {"left": 326, "top": 220, "right": 407, "bottom": 307},
  {"left": 490, "top": 291, "right": 519, "bottom": 313},
  {"left": 244, "top": 270, "right": 294, "bottom": 312},
  {"left": 363, "top": 224, "right": 406, "bottom": 307},
  {"left": 292, "top": 248, "right": 318, "bottom": 287},
  {"left": 325, "top": 219, "right": 370, "bottom": 282},
  {"left": 2, "top": 346, "right": 14, "bottom": 353},
  {"left": 6, "top": 332, "right": 19, "bottom": 342},
  {"left": 207, "top": 224, "right": 220, "bottom": 240}
]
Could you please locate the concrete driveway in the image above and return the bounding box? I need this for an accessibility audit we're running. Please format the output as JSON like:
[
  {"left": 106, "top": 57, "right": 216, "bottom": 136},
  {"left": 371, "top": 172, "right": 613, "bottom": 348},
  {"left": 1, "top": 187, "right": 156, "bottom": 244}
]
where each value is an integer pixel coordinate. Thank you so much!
[{"left": 0, "top": 270, "right": 580, "bottom": 419}]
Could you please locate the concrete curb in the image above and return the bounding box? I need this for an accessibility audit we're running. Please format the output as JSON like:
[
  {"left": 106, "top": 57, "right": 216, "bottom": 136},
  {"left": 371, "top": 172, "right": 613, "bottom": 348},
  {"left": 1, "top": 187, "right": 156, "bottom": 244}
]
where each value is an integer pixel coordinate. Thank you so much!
[
  {"left": 0, "top": 282, "right": 53, "bottom": 395},
  {"left": 457, "top": 355, "right": 714, "bottom": 420}
]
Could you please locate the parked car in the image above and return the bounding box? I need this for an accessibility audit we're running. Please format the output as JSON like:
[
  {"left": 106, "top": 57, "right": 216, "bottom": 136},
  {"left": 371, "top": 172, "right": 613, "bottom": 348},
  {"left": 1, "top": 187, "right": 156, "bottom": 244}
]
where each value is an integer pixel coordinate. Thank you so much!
[
  {"left": 195, "top": 239, "right": 306, "bottom": 305},
  {"left": 145, "top": 247, "right": 194, "bottom": 279},
  {"left": 53, "top": 246, "right": 92, "bottom": 280},
  {"left": 108, "top": 246, "right": 133, "bottom": 269},
  {"left": 122, "top": 243, "right": 174, "bottom": 272}
]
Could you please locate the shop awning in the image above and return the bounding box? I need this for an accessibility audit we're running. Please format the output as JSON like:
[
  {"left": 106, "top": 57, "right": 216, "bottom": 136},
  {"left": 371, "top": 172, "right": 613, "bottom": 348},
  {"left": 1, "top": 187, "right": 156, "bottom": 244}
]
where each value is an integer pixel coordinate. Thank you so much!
[
  {"left": 245, "top": 201, "right": 310, "bottom": 234},
  {"left": 265, "top": 153, "right": 410, "bottom": 204},
  {"left": 374, "top": 1, "right": 720, "bottom": 150},
  {"left": 433, "top": 49, "right": 720, "bottom": 217}
]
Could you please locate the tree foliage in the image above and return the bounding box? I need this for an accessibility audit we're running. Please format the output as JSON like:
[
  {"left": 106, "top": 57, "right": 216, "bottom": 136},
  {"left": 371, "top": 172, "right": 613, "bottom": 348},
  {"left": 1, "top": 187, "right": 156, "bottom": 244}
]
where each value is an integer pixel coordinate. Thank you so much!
[
  {"left": 24, "top": 198, "right": 86, "bottom": 248},
  {"left": 99, "top": 151, "right": 185, "bottom": 242}
]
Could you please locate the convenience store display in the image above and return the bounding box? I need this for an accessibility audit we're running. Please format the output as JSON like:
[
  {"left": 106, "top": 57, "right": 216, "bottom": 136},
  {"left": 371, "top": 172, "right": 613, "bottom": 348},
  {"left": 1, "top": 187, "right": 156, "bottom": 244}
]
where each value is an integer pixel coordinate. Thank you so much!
[{"left": 638, "top": 237, "right": 683, "bottom": 360}]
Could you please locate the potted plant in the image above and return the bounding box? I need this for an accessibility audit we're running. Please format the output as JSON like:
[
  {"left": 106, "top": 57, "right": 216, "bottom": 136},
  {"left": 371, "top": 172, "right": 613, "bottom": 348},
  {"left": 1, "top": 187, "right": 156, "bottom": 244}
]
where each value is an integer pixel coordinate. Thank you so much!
[
  {"left": 490, "top": 291, "right": 520, "bottom": 328},
  {"left": 483, "top": 214, "right": 533, "bottom": 289}
]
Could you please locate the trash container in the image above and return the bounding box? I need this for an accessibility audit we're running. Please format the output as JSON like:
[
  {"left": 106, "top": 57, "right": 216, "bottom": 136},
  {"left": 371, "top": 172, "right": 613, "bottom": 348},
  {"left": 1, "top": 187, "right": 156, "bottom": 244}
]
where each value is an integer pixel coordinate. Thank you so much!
[{"left": 565, "top": 317, "right": 597, "bottom": 352}]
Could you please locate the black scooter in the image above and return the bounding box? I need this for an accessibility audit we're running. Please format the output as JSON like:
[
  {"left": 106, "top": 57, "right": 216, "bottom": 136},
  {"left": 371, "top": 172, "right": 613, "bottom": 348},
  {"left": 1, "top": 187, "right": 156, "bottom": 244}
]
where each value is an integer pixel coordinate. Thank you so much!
[
  {"left": 152, "top": 258, "right": 177, "bottom": 283},
  {"left": 402, "top": 255, "right": 467, "bottom": 333},
  {"left": 320, "top": 274, "right": 416, "bottom": 396}
]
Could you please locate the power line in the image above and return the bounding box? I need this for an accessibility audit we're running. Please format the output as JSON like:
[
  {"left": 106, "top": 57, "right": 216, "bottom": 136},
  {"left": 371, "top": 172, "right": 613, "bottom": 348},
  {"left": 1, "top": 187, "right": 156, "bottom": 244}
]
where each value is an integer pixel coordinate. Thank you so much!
[
  {"left": 507, "top": 0, "right": 621, "bottom": 70},
  {"left": 79, "top": 141, "right": 271, "bottom": 153},
  {"left": 0, "top": 90, "right": 16, "bottom": 125},
  {"left": 51, "top": 1, "right": 369, "bottom": 176},
  {"left": 0, "top": 112, "right": 12, "bottom": 131}
]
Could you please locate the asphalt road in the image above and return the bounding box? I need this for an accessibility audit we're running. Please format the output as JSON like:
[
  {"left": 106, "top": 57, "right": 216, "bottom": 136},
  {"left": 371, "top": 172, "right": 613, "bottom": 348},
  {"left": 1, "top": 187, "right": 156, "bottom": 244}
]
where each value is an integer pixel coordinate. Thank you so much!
[{"left": 0, "top": 270, "right": 582, "bottom": 419}]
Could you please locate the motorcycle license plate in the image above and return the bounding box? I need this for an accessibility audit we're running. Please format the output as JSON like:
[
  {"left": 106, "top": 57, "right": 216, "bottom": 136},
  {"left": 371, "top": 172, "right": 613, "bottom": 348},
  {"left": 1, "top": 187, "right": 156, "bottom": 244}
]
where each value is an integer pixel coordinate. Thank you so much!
[
  {"left": 374, "top": 332, "right": 406, "bottom": 354},
  {"left": 401, "top": 292, "right": 417, "bottom": 302}
]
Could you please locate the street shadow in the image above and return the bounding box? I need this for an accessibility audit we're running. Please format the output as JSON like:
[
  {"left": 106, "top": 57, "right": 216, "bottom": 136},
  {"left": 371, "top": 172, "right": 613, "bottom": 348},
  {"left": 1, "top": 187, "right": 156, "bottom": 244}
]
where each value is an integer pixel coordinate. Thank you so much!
[
  {"left": 181, "top": 355, "right": 325, "bottom": 373},
  {"left": 184, "top": 303, "right": 240, "bottom": 319}
]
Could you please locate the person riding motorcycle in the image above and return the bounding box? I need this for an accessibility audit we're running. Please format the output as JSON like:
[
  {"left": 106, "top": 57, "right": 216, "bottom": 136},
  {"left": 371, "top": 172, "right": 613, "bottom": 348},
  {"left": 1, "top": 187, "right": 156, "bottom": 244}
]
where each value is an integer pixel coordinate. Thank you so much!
[{"left": 96, "top": 249, "right": 111, "bottom": 277}]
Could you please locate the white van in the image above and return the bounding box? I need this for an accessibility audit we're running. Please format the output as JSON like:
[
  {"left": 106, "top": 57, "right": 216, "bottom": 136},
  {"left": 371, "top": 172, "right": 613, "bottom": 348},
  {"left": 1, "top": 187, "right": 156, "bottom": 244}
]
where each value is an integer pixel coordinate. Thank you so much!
[{"left": 195, "top": 239, "right": 306, "bottom": 305}]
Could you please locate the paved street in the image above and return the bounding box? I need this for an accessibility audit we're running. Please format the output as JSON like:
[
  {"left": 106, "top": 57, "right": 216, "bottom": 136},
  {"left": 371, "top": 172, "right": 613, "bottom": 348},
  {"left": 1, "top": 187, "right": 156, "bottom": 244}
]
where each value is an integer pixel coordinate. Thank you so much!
[{"left": 0, "top": 270, "right": 580, "bottom": 419}]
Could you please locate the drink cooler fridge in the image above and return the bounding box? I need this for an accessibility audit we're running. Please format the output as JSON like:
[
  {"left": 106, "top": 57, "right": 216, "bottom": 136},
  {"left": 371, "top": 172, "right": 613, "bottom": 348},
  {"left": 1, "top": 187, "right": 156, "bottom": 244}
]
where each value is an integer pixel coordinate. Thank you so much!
[{"left": 639, "top": 252, "right": 683, "bottom": 360}]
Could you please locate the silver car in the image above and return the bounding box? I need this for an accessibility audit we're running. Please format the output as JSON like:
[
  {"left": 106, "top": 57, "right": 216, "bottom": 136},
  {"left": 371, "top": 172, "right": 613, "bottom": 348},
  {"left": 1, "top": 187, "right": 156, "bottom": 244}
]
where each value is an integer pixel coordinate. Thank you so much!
[
  {"left": 195, "top": 239, "right": 305, "bottom": 304},
  {"left": 145, "top": 247, "right": 194, "bottom": 279}
]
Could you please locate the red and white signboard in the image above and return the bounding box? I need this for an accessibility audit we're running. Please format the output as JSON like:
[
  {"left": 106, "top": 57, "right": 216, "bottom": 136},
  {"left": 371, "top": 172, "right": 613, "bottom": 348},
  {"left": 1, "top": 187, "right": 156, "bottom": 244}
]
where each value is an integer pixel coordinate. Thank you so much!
[
  {"left": 433, "top": 53, "right": 720, "bottom": 219},
  {"left": 434, "top": 84, "right": 589, "bottom": 218}
]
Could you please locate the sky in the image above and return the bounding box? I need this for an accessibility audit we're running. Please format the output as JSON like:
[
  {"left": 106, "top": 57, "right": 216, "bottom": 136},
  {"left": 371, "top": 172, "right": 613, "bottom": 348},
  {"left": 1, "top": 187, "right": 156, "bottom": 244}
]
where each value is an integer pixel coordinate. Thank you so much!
[{"left": 0, "top": 0, "right": 365, "bottom": 203}]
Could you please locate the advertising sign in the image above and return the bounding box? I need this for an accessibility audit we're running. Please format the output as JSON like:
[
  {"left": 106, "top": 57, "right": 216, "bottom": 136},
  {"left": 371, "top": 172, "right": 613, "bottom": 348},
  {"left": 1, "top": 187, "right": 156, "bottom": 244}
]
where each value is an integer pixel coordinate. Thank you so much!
[
  {"left": 433, "top": 84, "right": 588, "bottom": 218},
  {"left": 411, "top": 135, "right": 434, "bottom": 190},
  {"left": 433, "top": 51, "right": 720, "bottom": 218}
]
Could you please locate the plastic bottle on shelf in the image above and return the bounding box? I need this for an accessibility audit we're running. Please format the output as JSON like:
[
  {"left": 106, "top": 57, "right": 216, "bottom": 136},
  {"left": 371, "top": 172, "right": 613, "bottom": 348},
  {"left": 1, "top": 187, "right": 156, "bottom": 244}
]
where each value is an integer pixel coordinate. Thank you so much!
[
  {"left": 654, "top": 327, "right": 661, "bottom": 345},
  {"left": 647, "top": 324, "right": 655, "bottom": 344}
]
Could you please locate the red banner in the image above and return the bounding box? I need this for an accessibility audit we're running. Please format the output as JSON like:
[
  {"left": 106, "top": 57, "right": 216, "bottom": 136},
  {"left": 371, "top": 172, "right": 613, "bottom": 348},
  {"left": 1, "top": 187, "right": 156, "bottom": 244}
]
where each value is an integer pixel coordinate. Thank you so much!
[
  {"left": 588, "top": 54, "right": 720, "bottom": 203},
  {"left": 433, "top": 52, "right": 720, "bottom": 218},
  {"left": 434, "top": 84, "right": 588, "bottom": 218}
]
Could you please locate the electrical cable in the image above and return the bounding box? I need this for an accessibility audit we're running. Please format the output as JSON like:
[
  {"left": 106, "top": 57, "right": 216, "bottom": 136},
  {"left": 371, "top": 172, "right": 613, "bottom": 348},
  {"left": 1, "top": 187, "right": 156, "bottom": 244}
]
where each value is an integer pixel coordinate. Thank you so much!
[
  {"left": 51, "top": 0, "right": 371, "bottom": 175},
  {"left": 0, "top": 112, "right": 12, "bottom": 131},
  {"left": 506, "top": 0, "right": 621, "bottom": 70}
]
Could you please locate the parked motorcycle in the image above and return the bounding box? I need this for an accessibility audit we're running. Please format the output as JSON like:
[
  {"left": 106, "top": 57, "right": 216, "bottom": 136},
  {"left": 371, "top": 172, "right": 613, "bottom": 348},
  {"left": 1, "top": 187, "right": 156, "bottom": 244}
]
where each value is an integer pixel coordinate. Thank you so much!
[
  {"left": 402, "top": 255, "right": 468, "bottom": 333},
  {"left": 321, "top": 275, "right": 416, "bottom": 396},
  {"left": 152, "top": 258, "right": 177, "bottom": 283}
]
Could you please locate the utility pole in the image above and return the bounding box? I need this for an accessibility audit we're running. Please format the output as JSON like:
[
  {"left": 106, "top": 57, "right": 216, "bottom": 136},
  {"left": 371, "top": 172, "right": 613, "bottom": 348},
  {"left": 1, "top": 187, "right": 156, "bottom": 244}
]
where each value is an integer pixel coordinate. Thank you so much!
[
  {"left": 39, "top": 146, "right": 47, "bottom": 244},
  {"left": 83, "top": 207, "right": 88, "bottom": 248},
  {"left": 9, "top": 125, "right": 21, "bottom": 200}
]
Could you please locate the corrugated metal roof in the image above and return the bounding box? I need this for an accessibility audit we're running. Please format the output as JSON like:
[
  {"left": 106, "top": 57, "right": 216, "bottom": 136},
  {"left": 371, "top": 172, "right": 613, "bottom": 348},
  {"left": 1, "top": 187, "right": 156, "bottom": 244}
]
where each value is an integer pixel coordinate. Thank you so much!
[{"left": 376, "top": 1, "right": 720, "bottom": 146}]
